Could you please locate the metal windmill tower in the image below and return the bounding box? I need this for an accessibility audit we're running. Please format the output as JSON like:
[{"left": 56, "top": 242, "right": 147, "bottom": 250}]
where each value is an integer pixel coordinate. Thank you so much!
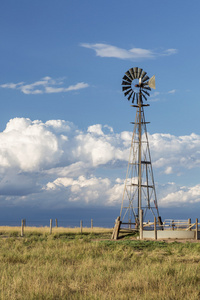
[{"left": 112, "top": 67, "right": 162, "bottom": 239}]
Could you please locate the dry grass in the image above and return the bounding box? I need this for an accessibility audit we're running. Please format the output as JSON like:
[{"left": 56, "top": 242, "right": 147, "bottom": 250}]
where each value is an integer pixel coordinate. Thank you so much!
[
  {"left": 0, "top": 226, "right": 112, "bottom": 236},
  {"left": 0, "top": 227, "right": 200, "bottom": 299}
]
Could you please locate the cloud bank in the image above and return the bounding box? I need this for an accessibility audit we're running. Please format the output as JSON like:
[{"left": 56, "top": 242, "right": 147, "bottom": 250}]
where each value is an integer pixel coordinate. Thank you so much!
[
  {"left": 81, "top": 43, "right": 178, "bottom": 60},
  {"left": 0, "top": 117, "right": 199, "bottom": 209},
  {"left": 0, "top": 77, "right": 89, "bottom": 95}
]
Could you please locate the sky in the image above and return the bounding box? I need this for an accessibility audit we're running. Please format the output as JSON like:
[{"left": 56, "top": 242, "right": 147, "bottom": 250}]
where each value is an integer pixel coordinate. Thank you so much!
[{"left": 0, "top": 0, "right": 200, "bottom": 225}]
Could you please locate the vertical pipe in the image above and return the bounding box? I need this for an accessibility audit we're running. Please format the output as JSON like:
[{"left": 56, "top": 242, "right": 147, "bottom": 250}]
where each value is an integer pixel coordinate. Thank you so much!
[
  {"left": 145, "top": 164, "right": 150, "bottom": 209},
  {"left": 140, "top": 209, "right": 143, "bottom": 240},
  {"left": 138, "top": 91, "right": 142, "bottom": 226}
]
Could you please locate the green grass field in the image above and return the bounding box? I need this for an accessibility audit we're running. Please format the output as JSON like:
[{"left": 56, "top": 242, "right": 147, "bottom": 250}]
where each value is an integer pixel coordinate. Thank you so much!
[{"left": 0, "top": 227, "right": 200, "bottom": 299}]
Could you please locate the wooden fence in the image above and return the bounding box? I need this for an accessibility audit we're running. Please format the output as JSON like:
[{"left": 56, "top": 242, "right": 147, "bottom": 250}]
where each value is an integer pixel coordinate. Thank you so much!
[{"left": 19, "top": 218, "right": 94, "bottom": 237}]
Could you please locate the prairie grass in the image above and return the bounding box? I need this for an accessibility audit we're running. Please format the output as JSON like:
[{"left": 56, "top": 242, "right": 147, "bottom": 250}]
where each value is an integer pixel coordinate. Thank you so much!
[
  {"left": 0, "top": 227, "right": 200, "bottom": 299},
  {"left": 0, "top": 226, "right": 112, "bottom": 236}
]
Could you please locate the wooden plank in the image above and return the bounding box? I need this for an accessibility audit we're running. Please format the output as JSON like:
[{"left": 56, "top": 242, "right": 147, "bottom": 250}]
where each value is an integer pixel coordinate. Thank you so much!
[{"left": 111, "top": 216, "right": 121, "bottom": 240}]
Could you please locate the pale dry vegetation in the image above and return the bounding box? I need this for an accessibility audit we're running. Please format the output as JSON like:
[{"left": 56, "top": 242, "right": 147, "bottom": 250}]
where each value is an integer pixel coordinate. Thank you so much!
[
  {"left": 0, "top": 227, "right": 200, "bottom": 299},
  {"left": 0, "top": 226, "right": 112, "bottom": 236}
]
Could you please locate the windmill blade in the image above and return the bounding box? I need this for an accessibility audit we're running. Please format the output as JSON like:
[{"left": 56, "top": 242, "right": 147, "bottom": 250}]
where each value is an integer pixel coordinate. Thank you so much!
[
  {"left": 122, "top": 75, "right": 132, "bottom": 83},
  {"left": 142, "top": 90, "right": 150, "bottom": 97},
  {"left": 142, "top": 75, "right": 149, "bottom": 82},
  {"left": 122, "top": 68, "right": 153, "bottom": 103},
  {"left": 136, "top": 93, "right": 139, "bottom": 104},
  {"left": 125, "top": 71, "right": 133, "bottom": 80},
  {"left": 148, "top": 75, "right": 156, "bottom": 89},
  {"left": 122, "top": 80, "right": 131, "bottom": 86},
  {"left": 129, "top": 68, "right": 135, "bottom": 79},
  {"left": 128, "top": 91, "right": 133, "bottom": 101},
  {"left": 132, "top": 93, "right": 135, "bottom": 103},
  {"left": 140, "top": 70, "right": 147, "bottom": 79},
  {"left": 124, "top": 88, "right": 133, "bottom": 96},
  {"left": 122, "top": 86, "right": 132, "bottom": 92},
  {"left": 142, "top": 94, "right": 147, "bottom": 101},
  {"left": 137, "top": 68, "right": 142, "bottom": 79},
  {"left": 133, "top": 67, "right": 138, "bottom": 78},
  {"left": 143, "top": 86, "right": 151, "bottom": 91}
]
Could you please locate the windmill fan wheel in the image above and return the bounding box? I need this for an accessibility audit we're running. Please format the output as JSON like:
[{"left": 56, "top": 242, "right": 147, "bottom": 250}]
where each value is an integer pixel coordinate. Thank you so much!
[{"left": 122, "top": 67, "right": 155, "bottom": 104}]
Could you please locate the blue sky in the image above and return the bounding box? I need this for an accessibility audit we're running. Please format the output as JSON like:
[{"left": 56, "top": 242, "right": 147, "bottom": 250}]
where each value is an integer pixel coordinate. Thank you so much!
[{"left": 0, "top": 0, "right": 200, "bottom": 223}]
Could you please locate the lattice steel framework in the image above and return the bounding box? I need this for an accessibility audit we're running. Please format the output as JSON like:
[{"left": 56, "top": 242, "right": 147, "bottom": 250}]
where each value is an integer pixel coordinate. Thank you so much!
[
  {"left": 120, "top": 94, "right": 160, "bottom": 228},
  {"left": 119, "top": 67, "right": 160, "bottom": 230}
]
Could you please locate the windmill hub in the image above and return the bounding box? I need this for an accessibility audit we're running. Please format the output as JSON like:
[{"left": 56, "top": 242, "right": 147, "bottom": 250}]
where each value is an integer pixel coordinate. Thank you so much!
[{"left": 131, "top": 80, "right": 140, "bottom": 93}]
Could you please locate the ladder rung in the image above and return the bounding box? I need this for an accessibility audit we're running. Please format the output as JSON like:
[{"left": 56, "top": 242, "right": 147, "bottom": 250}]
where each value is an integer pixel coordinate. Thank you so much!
[
  {"left": 127, "top": 184, "right": 154, "bottom": 188},
  {"left": 130, "top": 122, "right": 150, "bottom": 124}
]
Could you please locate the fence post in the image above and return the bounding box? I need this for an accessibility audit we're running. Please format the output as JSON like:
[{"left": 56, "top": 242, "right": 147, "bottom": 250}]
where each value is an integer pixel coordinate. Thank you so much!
[
  {"left": 172, "top": 220, "right": 174, "bottom": 230},
  {"left": 55, "top": 218, "right": 58, "bottom": 228},
  {"left": 91, "top": 219, "right": 93, "bottom": 229},
  {"left": 23, "top": 219, "right": 26, "bottom": 227},
  {"left": 140, "top": 209, "right": 143, "bottom": 240},
  {"left": 21, "top": 219, "right": 24, "bottom": 237},
  {"left": 188, "top": 218, "right": 191, "bottom": 231},
  {"left": 80, "top": 220, "right": 83, "bottom": 233},
  {"left": 50, "top": 219, "right": 52, "bottom": 234},
  {"left": 196, "top": 218, "right": 198, "bottom": 240},
  {"left": 129, "top": 218, "right": 131, "bottom": 230},
  {"left": 154, "top": 217, "right": 157, "bottom": 240}
]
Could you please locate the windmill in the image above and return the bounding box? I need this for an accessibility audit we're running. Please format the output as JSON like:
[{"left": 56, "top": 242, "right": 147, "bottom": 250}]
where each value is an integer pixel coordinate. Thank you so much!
[{"left": 111, "top": 67, "right": 162, "bottom": 239}]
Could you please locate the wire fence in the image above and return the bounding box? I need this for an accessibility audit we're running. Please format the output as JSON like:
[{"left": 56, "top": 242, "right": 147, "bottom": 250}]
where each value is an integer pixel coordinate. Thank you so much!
[
  {"left": 0, "top": 218, "right": 113, "bottom": 228},
  {"left": 0, "top": 218, "right": 199, "bottom": 231}
]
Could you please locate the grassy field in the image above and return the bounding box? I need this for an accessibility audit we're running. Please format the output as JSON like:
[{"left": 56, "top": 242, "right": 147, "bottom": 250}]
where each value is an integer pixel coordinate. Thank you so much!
[{"left": 0, "top": 227, "right": 200, "bottom": 299}]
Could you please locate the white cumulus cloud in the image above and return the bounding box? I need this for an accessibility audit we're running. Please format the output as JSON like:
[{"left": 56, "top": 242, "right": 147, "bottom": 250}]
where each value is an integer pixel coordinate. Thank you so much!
[
  {"left": 149, "top": 132, "right": 200, "bottom": 172},
  {"left": 159, "top": 184, "right": 200, "bottom": 207},
  {"left": 0, "top": 77, "right": 89, "bottom": 95},
  {"left": 45, "top": 175, "right": 123, "bottom": 206},
  {"left": 81, "top": 43, "right": 178, "bottom": 60},
  {"left": 0, "top": 117, "right": 199, "bottom": 209}
]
